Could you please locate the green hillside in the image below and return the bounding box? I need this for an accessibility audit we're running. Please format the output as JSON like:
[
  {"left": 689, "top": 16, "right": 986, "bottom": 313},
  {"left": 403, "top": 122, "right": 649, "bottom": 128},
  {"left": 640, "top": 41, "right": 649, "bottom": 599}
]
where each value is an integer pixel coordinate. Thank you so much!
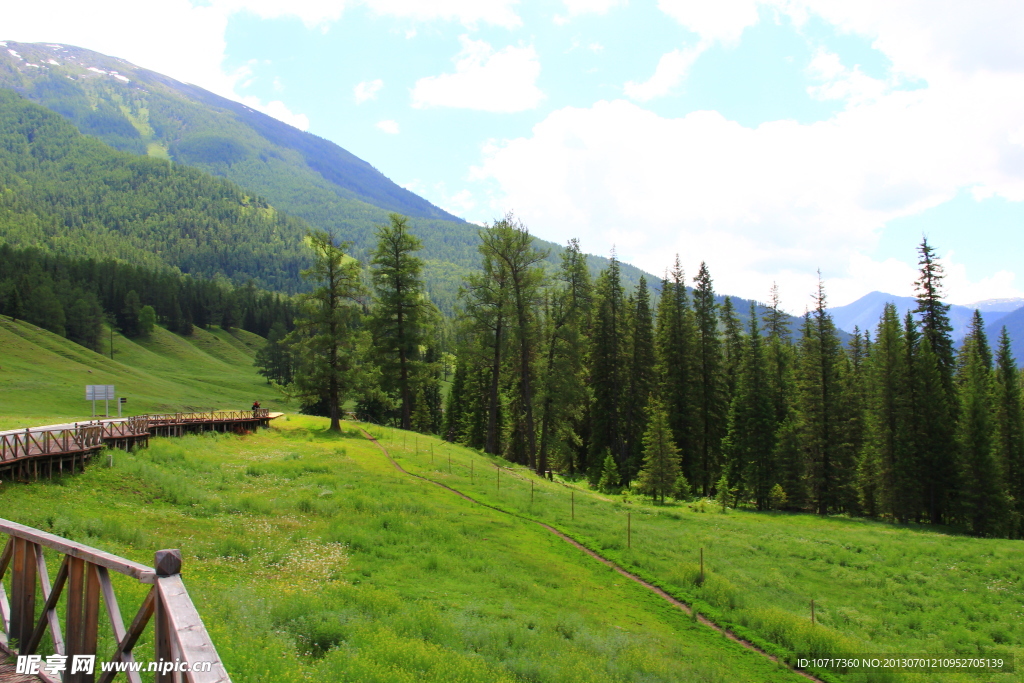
[
  {"left": 0, "top": 316, "right": 287, "bottom": 430},
  {"left": 0, "top": 417, "right": 807, "bottom": 683}
]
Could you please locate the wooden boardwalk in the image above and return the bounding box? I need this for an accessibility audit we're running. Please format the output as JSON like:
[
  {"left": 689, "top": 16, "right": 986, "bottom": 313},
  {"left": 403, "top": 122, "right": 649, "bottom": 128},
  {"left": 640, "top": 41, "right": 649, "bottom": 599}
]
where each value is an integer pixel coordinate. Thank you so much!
[
  {"left": 0, "top": 411, "right": 282, "bottom": 482},
  {"left": 0, "top": 659, "right": 41, "bottom": 683}
]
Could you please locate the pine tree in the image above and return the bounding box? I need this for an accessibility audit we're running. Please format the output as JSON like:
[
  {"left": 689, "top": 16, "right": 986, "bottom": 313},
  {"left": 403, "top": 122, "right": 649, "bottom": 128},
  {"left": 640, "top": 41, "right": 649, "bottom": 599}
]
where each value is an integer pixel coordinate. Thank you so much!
[
  {"left": 725, "top": 303, "right": 776, "bottom": 509},
  {"left": 992, "top": 327, "right": 1024, "bottom": 537},
  {"left": 480, "top": 213, "right": 548, "bottom": 467},
  {"left": 623, "top": 275, "right": 655, "bottom": 482},
  {"left": 369, "top": 213, "right": 435, "bottom": 431},
  {"left": 859, "top": 304, "right": 916, "bottom": 521},
  {"left": 654, "top": 257, "right": 698, "bottom": 486},
  {"left": 956, "top": 313, "right": 1006, "bottom": 535},
  {"left": 636, "top": 400, "right": 682, "bottom": 504},
  {"left": 692, "top": 262, "right": 726, "bottom": 496},
  {"left": 912, "top": 238, "right": 958, "bottom": 524},
  {"left": 796, "top": 277, "right": 847, "bottom": 514},
  {"left": 538, "top": 239, "right": 592, "bottom": 476},
  {"left": 288, "top": 231, "right": 365, "bottom": 432},
  {"left": 598, "top": 451, "right": 620, "bottom": 493},
  {"left": 589, "top": 254, "right": 628, "bottom": 479}
]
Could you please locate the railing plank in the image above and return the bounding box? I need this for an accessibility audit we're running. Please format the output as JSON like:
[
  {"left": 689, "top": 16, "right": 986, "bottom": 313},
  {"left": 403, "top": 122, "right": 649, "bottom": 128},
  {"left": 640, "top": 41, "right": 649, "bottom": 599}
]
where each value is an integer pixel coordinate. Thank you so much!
[
  {"left": 156, "top": 576, "right": 231, "bottom": 683},
  {"left": 0, "top": 520, "right": 155, "bottom": 584}
]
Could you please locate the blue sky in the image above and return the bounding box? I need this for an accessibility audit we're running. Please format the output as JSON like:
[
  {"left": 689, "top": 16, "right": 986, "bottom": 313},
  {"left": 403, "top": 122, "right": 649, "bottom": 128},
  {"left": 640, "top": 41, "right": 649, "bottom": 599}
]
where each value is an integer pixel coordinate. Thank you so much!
[{"left": 8, "top": 0, "right": 1024, "bottom": 311}]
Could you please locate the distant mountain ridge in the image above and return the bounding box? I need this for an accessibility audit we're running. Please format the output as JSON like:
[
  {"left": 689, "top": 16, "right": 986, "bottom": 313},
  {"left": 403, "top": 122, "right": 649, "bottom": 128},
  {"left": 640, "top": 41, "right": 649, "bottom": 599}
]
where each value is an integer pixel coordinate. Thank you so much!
[{"left": 829, "top": 290, "right": 1024, "bottom": 360}]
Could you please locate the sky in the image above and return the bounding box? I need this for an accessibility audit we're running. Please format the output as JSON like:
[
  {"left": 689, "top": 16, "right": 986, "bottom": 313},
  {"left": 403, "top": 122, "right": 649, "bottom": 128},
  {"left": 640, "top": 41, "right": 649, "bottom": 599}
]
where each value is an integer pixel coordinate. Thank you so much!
[{"left": 6, "top": 0, "right": 1024, "bottom": 312}]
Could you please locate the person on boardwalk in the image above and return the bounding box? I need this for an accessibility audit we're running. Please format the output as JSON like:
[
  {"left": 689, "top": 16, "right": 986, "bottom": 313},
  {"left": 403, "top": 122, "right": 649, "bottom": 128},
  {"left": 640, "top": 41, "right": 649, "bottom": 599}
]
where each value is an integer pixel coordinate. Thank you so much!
[{"left": 252, "top": 400, "right": 261, "bottom": 417}]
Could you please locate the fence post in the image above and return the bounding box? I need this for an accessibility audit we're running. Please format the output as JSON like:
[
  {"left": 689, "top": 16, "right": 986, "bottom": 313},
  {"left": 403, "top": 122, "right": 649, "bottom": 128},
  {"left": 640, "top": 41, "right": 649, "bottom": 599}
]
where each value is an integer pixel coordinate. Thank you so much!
[{"left": 154, "top": 550, "right": 182, "bottom": 683}]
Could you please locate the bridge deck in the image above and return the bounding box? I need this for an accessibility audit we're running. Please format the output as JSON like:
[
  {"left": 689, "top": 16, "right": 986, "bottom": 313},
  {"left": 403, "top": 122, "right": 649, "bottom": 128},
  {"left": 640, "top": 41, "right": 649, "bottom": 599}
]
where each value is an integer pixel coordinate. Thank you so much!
[
  {"left": 0, "top": 411, "right": 283, "bottom": 480},
  {"left": 0, "top": 660, "right": 43, "bottom": 683}
]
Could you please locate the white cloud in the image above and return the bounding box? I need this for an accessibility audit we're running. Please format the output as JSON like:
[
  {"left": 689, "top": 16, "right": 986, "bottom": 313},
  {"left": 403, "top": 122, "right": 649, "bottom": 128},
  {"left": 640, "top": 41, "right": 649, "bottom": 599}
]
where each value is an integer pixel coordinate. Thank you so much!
[
  {"left": 555, "top": 0, "right": 626, "bottom": 23},
  {"left": 411, "top": 36, "right": 544, "bottom": 112},
  {"left": 240, "top": 96, "right": 311, "bottom": 130},
  {"left": 623, "top": 45, "right": 706, "bottom": 101},
  {"left": 656, "top": 0, "right": 761, "bottom": 45},
  {"left": 376, "top": 119, "right": 400, "bottom": 134},
  {"left": 360, "top": 0, "right": 521, "bottom": 28},
  {"left": 354, "top": 78, "right": 384, "bottom": 103}
]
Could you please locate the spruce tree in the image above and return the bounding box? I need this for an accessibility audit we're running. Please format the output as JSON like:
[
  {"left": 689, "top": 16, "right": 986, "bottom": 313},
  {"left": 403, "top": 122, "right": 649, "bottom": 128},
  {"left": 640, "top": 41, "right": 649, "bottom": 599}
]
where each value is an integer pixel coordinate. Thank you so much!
[
  {"left": 654, "top": 257, "right": 698, "bottom": 486},
  {"left": 796, "top": 278, "right": 847, "bottom": 515},
  {"left": 692, "top": 262, "right": 726, "bottom": 496},
  {"left": 956, "top": 325, "right": 1006, "bottom": 536},
  {"left": 623, "top": 275, "right": 655, "bottom": 482},
  {"left": 637, "top": 400, "right": 682, "bottom": 504},
  {"left": 725, "top": 304, "right": 776, "bottom": 509},
  {"left": 369, "top": 213, "right": 434, "bottom": 431},
  {"left": 993, "top": 327, "right": 1024, "bottom": 537},
  {"left": 860, "top": 304, "right": 916, "bottom": 521},
  {"left": 589, "top": 254, "right": 628, "bottom": 479},
  {"left": 912, "top": 238, "right": 957, "bottom": 524},
  {"left": 479, "top": 214, "right": 548, "bottom": 467},
  {"left": 538, "top": 239, "right": 592, "bottom": 475}
]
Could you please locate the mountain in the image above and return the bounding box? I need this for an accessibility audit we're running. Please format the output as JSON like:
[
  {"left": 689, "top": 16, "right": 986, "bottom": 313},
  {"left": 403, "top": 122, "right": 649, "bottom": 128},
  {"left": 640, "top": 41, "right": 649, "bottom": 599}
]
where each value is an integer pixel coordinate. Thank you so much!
[
  {"left": 969, "top": 297, "right": 1024, "bottom": 314},
  {"left": 985, "top": 306, "right": 1024, "bottom": 363},
  {"left": 0, "top": 40, "right": 803, "bottom": 329},
  {"left": 829, "top": 291, "right": 1015, "bottom": 341}
]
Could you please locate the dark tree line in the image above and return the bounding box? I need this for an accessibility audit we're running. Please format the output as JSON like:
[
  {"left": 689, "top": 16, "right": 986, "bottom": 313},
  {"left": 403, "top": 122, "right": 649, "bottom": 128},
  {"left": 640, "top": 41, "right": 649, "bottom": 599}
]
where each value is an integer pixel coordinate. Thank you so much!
[
  {"left": 241, "top": 210, "right": 1024, "bottom": 539},
  {"left": 0, "top": 243, "right": 294, "bottom": 352}
]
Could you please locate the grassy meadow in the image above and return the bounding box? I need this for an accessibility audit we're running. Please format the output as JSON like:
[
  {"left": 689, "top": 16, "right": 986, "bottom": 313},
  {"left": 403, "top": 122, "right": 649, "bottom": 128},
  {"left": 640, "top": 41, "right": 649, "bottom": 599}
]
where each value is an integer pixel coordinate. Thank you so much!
[
  {"left": 0, "top": 417, "right": 805, "bottom": 683},
  {"left": 0, "top": 318, "right": 288, "bottom": 429},
  {"left": 369, "top": 425, "right": 1022, "bottom": 683}
]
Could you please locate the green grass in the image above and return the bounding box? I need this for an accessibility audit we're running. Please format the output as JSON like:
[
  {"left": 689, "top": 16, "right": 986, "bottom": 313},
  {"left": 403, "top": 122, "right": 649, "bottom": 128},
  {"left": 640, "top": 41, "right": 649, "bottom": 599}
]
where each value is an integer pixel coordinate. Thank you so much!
[
  {"left": 0, "top": 418, "right": 806, "bottom": 683},
  {"left": 0, "top": 318, "right": 289, "bottom": 429},
  {"left": 370, "top": 427, "right": 1023, "bottom": 683}
]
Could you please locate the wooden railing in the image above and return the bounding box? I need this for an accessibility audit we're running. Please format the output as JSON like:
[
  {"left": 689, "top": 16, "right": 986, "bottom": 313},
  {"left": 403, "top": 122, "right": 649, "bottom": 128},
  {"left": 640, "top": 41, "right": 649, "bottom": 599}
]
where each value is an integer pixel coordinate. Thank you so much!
[
  {"left": 146, "top": 411, "right": 269, "bottom": 426},
  {"left": 0, "top": 427, "right": 103, "bottom": 463},
  {"left": 0, "top": 518, "right": 230, "bottom": 683},
  {"left": 101, "top": 417, "right": 150, "bottom": 440}
]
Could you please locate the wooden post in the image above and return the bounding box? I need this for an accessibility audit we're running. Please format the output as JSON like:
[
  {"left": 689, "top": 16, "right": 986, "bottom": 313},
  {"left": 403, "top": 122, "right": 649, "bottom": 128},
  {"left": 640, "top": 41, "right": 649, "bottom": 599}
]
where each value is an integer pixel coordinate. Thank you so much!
[
  {"left": 811, "top": 599, "right": 815, "bottom": 625},
  {"left": 628, "top": 512, "right": 631, "bottom": 548},
  {"left": 154, "top": 550, "right": 182, "bottom": 683},
  {"left": 10, "top": 537, "right": 37, "bottom": 648}
]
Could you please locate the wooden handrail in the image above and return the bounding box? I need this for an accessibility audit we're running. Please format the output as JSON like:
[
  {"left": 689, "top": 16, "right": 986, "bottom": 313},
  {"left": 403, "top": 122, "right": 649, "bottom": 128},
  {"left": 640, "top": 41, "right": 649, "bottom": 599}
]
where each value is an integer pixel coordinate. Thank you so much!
[{"left": 0, "top": 519, "right": 231, "bottom": 683}]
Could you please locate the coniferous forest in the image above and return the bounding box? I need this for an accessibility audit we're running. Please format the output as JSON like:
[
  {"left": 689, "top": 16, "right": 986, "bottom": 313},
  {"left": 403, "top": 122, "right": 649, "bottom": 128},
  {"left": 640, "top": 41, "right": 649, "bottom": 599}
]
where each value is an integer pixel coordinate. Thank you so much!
[{"left": 269, "top": 213, "right": 1024, "bottom": 540}]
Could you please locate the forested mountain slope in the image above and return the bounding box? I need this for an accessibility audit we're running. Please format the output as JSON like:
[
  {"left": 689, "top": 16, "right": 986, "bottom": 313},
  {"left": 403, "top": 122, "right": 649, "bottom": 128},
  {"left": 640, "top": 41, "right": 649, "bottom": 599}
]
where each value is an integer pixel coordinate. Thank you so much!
[
  {"left": 0, "top": 41, "right": 677, "bottom": 311},
  {"left": 0, "top": 89, "right": 309, "bottom": 291}
]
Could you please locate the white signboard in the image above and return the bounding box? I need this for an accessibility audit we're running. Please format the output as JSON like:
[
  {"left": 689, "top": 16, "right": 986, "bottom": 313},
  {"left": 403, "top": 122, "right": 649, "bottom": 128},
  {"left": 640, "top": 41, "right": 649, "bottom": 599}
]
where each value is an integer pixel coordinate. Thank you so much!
[{"left": 86, "top": 385, "right": 115, "bottom": 401}]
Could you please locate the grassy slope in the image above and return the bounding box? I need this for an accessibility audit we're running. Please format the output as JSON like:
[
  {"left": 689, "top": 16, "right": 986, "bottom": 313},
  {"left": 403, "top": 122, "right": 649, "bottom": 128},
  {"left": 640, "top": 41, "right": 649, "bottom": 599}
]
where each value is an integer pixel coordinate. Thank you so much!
[
  {"left": 0, "top": 418, "right": 804, "bottom": 683},
  {"left": 371, "top": 428, "right": 1022, "bottom": 683},
  {"left": 0, "top": 318, "right": 287, "bottom": 429}
]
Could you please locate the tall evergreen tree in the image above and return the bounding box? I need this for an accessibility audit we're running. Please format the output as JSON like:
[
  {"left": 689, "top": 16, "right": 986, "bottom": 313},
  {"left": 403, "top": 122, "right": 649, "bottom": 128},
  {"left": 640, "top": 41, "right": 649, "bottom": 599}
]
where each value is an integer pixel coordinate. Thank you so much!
[
  {"left": 637, "top": 399, "right": 682, "bottom": 504},
  {"left": 956, "top": 319, "right": 1006, "bottom": 536},
  {"left": 480, "top": 213, "right": 548, "bottom": 467},
  {"left": 692, "top": 262, "right": 726, "bottom": 496},
  {"left": 993, "top": 327, "right": 1024, "bottom": 537},
  {"left": 912, "top": 239, "right": 957, "bottom": 524},
  {"left": 859, "top": 304, "right": 916, "bottom": 521},
  {"left": 796, "top": 277, "right": 848, "bottom": 514},
  {"left": 724, "top": 303, "right": 776, "bottom": 509},
  {"left": 654, "top": 257, "right": 698, "bottom": 485},
  {"left": 289, "top": 231, "right": 365, "bottom": 432},
  {"left": 623, "top": 275, "right": 655, "bottom": 482},
  {"left": 369, "top": 213, "right": 435, "bottom": 430},
  {"left": 589, "top": 253, "right": 628, "bottom": 479},
  {"left": 538, "top": 239, "right": 592, "bottom": 475}
]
